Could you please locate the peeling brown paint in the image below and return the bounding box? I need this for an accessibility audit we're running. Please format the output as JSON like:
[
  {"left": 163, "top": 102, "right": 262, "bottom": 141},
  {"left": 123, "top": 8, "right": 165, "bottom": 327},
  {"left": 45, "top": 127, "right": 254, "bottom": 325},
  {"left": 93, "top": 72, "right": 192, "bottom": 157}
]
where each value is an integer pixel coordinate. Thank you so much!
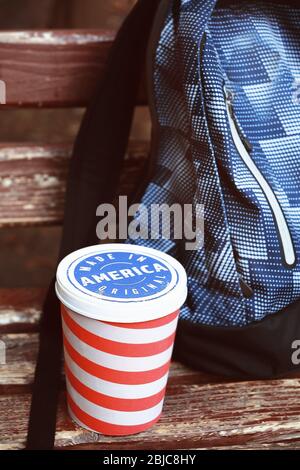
[{"left": 0, "top": 142, "right": 148, "bottom": 226}]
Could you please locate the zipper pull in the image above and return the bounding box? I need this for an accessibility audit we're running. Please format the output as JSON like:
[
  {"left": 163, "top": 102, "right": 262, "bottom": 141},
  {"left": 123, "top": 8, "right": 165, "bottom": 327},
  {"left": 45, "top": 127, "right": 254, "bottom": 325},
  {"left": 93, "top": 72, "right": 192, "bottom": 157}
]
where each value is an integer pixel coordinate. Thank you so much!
[
  {"left": 223, "top": 84, "right": 252, "bottom": 152},
  {"left": 223, "top": 85, "right": 234, "bottom": 115}
]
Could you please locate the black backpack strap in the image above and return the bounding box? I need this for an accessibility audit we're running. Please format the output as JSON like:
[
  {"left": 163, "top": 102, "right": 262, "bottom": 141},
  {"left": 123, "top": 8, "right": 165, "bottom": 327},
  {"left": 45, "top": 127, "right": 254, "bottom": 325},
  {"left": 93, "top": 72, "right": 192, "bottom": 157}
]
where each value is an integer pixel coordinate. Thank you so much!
[{"left": 26, "top": 0, "right": 165, "bottom": 450}]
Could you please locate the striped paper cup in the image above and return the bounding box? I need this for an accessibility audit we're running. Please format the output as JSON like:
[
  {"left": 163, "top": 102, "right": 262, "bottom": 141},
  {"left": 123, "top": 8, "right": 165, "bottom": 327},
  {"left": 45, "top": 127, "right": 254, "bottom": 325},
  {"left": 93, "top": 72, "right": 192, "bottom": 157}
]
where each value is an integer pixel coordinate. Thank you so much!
[{"left": 56, "top": 244, "right": 187, "bottom": 435}]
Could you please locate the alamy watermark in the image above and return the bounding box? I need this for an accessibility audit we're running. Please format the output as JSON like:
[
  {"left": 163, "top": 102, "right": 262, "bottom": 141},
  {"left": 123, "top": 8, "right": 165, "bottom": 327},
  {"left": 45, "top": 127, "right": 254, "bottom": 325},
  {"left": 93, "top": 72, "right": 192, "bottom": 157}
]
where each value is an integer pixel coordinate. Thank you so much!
[
  {"left": 0, "top": 82, "right": 7, "bottom": 363},
  {"left": 96, "top": 196, "right": 204, "bottom": 251},
  {"left": 0, "top": 340, "right": 6, "bottom": 365},
  {"left": 0, "top": 80, "right": 6, "bottom": 104},
  {"left": 291, "top": 339, "right": 300, "bottom": 365}
]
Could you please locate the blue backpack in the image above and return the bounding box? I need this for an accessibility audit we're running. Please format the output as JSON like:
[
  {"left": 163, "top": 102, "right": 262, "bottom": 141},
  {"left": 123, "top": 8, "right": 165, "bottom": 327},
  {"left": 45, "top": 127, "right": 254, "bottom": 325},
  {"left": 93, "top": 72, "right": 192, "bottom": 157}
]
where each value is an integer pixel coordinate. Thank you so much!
[
  {"left": 28, "top": 0, "right": 300, "bottom": 449},
  {"left": 126, "top": 0, "right": 300, "bottom": 378}
]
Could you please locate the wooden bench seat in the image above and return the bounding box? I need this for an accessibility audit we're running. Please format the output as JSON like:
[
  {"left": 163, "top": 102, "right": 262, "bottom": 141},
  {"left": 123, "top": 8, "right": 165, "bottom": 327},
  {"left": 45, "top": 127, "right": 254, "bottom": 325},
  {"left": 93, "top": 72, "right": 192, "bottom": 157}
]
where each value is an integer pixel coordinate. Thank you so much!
[
  {"left": 1, "top": 288, "right": 300, "bottom": 450},
  {"left": 1, "top": 29, "right": 300, "bottom": 451},
  {"left": 0, "top": 141, "right": 148, "bottom": 226}
]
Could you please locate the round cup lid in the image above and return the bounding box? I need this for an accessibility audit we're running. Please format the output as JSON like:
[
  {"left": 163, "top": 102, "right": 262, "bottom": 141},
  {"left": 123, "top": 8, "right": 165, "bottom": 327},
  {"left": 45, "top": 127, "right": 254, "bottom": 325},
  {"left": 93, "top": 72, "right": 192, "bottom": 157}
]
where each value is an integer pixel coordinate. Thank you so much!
[{"left": 56, "top": 243, "right": 187, "bottom": 322}]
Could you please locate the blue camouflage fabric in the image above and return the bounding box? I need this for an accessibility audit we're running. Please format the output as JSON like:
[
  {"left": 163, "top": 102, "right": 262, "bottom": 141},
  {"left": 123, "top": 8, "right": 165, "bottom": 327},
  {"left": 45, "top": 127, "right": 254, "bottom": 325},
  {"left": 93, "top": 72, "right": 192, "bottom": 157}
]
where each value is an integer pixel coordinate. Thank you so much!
[{"left": 128, "top": 0, "right": 300, "bottom": 327}]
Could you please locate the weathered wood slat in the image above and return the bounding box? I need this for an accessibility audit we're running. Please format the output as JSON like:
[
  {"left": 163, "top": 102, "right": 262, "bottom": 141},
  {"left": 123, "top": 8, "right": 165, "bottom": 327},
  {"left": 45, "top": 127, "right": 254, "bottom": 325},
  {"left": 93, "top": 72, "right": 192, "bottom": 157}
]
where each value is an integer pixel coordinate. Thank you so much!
[
  {"left": 0, "top": 288, "right": 45, "bottom": 332},
  {"left": 0, "top": 30, "right": 146, "bottom": 107},
  {"left": 1, "top": 377, "right": 300, "bottom": 449},
  {"left": 0, "top": 141, "right": 149, "bottom": 227}
]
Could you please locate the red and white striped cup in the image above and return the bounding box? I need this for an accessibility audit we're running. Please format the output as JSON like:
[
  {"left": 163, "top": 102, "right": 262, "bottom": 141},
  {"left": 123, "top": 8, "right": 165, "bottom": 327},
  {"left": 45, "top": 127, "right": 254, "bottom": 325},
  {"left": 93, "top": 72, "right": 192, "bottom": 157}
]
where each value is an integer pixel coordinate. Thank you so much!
[{"left": 56, "top": 244, "right": 187, "bottom": 436}]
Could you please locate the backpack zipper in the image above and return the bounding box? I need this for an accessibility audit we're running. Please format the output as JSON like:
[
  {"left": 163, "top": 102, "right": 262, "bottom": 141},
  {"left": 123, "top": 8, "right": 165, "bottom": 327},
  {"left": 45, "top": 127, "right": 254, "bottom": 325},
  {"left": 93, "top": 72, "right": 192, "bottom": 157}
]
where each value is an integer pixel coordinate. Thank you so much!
[{"left": 224, "top": 86, "right": 296, "bottom": 268}]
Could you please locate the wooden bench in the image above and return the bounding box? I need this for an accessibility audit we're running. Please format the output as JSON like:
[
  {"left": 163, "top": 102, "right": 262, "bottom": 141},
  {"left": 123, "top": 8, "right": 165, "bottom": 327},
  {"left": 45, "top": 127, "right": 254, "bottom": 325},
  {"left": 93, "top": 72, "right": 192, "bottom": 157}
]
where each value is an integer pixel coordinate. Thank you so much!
[{"left": 1, "top": 30, "right": 300, "bottom": 451}]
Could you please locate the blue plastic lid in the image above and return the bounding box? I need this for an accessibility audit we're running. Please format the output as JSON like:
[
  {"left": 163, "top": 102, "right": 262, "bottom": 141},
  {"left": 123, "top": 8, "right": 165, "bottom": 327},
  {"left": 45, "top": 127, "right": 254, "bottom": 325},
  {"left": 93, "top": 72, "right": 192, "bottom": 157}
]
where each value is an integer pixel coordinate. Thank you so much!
[{"left": 56, "top": 244, "right": 187, "bottom": 322}]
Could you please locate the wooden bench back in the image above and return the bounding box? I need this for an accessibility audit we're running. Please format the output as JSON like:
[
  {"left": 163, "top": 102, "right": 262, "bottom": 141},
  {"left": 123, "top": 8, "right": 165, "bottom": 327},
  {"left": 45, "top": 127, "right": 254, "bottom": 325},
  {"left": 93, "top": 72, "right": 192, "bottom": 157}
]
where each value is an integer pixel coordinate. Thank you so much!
[{"left": 0, "top": 30, "right": 148, "bottom": 227}]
